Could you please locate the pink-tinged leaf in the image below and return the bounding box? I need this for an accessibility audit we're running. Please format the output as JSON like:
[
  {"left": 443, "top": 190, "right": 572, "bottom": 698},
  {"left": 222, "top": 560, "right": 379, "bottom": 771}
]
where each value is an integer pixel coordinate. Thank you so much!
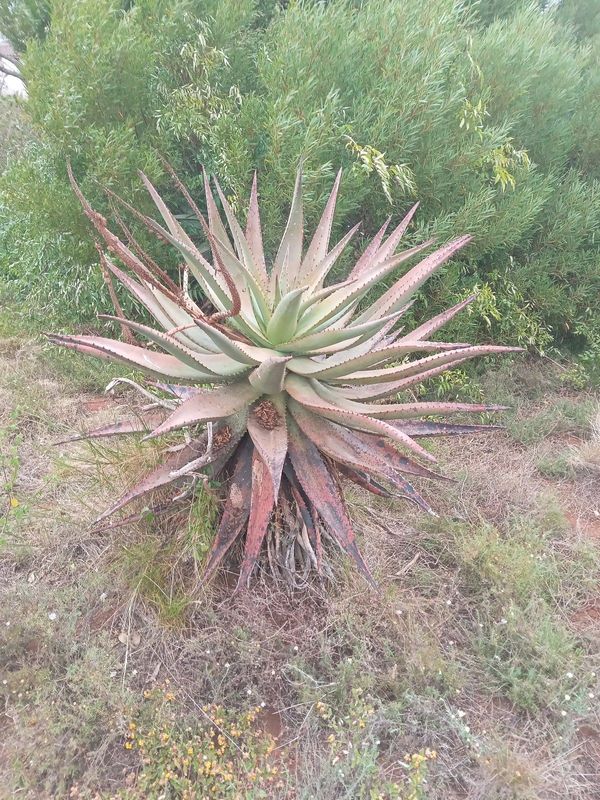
[
  {"left": 287, "top": 417, "right": 376, "bottom": 587},
  {"left": 144, "top": 380, "right": 261, "bottom": 439},
  {"left": 213, "top": 179, "right": 269, "bottom": 295},
  {"left": 341, "top": 358, "right": 473, "bottom": 400},
  {"left": 98, "top": 315, "right": 244, "bottom": 376},
  {"left": 203, "top": 167, "right": 233, "bottom": 250},
  {"left": 309, "top": 379, "right": 506, "bottom": 421},
  {"left": 328, "top": 345, "right": 523, "bottom": 385},
  {"left": 248, "top": 356, "right": 291, "bottom": 395},
  {"left": 365, "top": 203, "right": 420, "bottom": 269},
  {"left": 235, "top": 450, "right": 275, "bottom": 591},
  {"left": 100, "top": 255, "right": 178, "bottom": 334},
  {"left": 393, "top": 421, "right": 504, "bottom": 437},
  {"left": 340, "top": 463, "right": 432, "bottom": 512},
  {"left": 289, "top": 401, "right": 443, "bottom": 481},
  {"left": 308, "top": 306, "right": 413, "bottom": 371},
  {"left": 367, "top": 400, "right": 509, "bottom": 420},
  {"left": 47, "top": 333, "right": 215, "bottom": 381},
  {"left": 94, "top": 498, "right": 187, "bottom": 533},
  {"left": 298, "top": 240, "right": 435, "bottom": 334},
  {"left": 285, "top": 374, "right": 437, "bottom": 463},
  {"left": 301, "top": 168, "right": 342, "bottom": 283},
  {"left": 94, "top": 432, "right": 209, "bottom": 524},
  {"left": 202, "top": 438, "right": 254, "bottom": 583},
  {"left": 247, "top": 397, "right": 288, "bottom": 496},
  {"left": 400, "top": 295, "right": 476, "bottom": 342},
  {"left": 338, "top": 464, "right": 391, "bottom": 497},
  {"left": 55, "top": 412, "right": 165, "bottom": 445},
  {"left": 273, "top": 168, "right": 303, "bottom": 292},
  {"left": 193, "top": 318, "right": 273, "bottom": 366},
  {"left": 278, "top": 310, "right": 403, "bottom": 356},
  {"left": 151, "top": 382, "right": 202, "bottom": 401},
  {"left": 120, "top": 268, "right": 219, "bottom": 353},
  {"left": 356, "top": 235, "right": 472, "bottom": 323},
  {"left": 292, "top": 339, "right": 465, "bottom": 379},
  {"left": 139, "top": 171, "right": 200, "bottom": 257},
  {"left": 245, "top": 172, "right": 269, "bottom": 287},
  {"left": 347, "top": 216, "right": 391, "bottom": 280},
  {"left": 306, "top": 222, "right": 361, "bottom": 291}
]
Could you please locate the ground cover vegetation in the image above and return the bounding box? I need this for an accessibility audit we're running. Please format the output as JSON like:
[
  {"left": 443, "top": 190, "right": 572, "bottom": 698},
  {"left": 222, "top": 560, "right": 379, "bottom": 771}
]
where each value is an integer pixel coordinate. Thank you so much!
[{"left": 0, "top": 0, "right": 599, "bottom": 380}]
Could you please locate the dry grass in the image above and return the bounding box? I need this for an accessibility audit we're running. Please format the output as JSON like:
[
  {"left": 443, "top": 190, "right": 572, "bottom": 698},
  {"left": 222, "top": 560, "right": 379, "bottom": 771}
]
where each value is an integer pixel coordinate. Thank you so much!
[{"left": 1, "top": 315, "right": 600, "bottom": 799}]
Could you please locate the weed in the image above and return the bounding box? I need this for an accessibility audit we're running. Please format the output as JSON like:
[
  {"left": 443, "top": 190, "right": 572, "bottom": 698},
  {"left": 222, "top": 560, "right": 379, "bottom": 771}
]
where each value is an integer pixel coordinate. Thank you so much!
[
  {"left": 536, "top": 451, "right": 575, "bottom": 479},
  {"left": 506, "top": 398, "right": 595, "bottom": 446},
  {"left": 84, "top": 686, "right": 284, "bottom": 799}
]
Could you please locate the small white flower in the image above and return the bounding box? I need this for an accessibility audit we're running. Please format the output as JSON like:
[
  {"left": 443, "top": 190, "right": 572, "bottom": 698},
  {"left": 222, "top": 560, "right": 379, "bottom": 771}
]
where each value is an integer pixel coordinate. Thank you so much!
[
  {"left": 566, "top": 672, "right": 574, "bottom": 678},
  {"left": 457, "top": 710, "right": 466, "bottom": 718},
  {"left": 564, "top": 694, "right": 571, "bottom": 701},
  {"left": 225, "top": 662, "right": 230, "bottom": 668},
  {"left": 260, "top": 701, "right": 266, "bottom": 708},
  {"left": 464, "top": 725, "right": 470, "bottom": 733},
  {"left": 499, "top": 618, "right": 507, "bottom": 625},
  {"left": 246, "top": 688, "right": 252, "bottom": 695},
  {"left": 293, "top": 645, "right": 298, "bottom": 652},
  {"left": 561, "top": 710, "right": 567, "bottom": 717},
  {"left": 588, "top": 692, "right": 595, "bottom": 699},
  {"left": 48, "top": 612, "right": 57, "bottom": 621},
  {"left": 446, "top": 599, "right": 452, "bottom": 606},
  {"left": 5, "top": 621, "right": 10, "bottom": 627}
]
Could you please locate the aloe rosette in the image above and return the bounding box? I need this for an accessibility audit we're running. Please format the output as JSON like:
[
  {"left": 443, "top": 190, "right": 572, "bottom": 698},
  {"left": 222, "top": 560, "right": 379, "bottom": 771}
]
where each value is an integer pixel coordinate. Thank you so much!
[{"left": 50, "top": 165, "right": 518, "bottom": 588}]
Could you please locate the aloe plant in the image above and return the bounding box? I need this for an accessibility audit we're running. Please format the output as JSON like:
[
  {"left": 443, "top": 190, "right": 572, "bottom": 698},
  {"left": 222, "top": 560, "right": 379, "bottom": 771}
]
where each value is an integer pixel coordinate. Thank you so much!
[{"left": 50, "top": 165, "right": 519, "bottom": 588}]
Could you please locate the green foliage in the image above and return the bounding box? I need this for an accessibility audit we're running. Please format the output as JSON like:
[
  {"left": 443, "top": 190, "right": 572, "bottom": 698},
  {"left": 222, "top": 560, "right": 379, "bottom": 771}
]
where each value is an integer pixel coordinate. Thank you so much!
[
  {"left": 0, "top": 0, "right": 50, "bottom": 50},
  {"left": 0, "top": 0, "right": 599, "bottom": 364},
  {"left": 0, "top": 96, "right": 32, "bottom": 171}
]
